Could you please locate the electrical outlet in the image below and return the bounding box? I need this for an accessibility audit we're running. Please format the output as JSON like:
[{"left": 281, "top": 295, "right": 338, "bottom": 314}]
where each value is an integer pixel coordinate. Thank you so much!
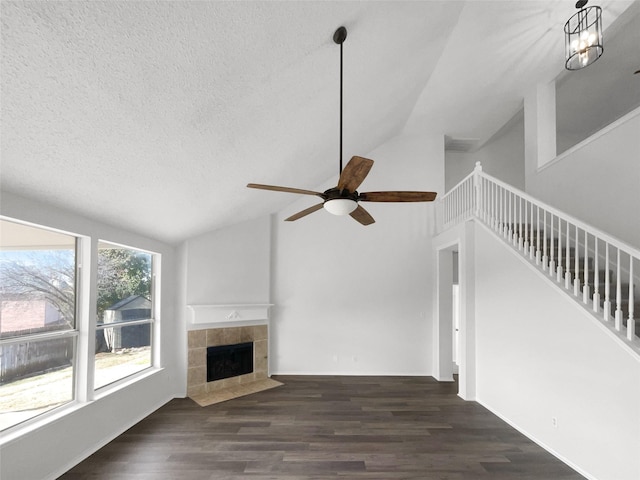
[{"left": 552, "top": 417, "right": 558, "bottom": 428}]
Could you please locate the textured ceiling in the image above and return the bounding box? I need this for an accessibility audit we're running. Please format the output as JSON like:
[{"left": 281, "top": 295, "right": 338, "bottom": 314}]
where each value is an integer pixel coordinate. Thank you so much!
[{"left": 0, "top": 1, "right": 635, "bottom": 244}]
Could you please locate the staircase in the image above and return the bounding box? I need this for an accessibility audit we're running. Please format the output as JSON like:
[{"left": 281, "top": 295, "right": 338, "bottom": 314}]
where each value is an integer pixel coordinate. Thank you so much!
[{"left": 438, "top": 162, "right": 640, "bottom": 346}]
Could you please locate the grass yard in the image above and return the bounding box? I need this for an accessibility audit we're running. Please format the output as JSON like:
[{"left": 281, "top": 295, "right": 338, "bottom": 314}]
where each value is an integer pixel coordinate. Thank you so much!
[{"left": 0, "top": 347, "right": 150, "bottom": 431}]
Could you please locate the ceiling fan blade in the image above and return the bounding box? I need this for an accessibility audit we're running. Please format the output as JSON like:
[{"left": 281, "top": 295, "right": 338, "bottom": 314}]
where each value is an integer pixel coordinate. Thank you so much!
[
  {"left": 349, "top": 204, "right": 375, "bottom": 226},
  {"left": 358, "top": 191, "right": 437, "bottom": 202},
  {"left": 285, "top": 203, "right": 325, "bottom": 222},
  {"left": 337, "top": 156, "right": 374, "bottom": 193},
  {"left": 247, "top": 183, "right": 326, "bottom": 199}
]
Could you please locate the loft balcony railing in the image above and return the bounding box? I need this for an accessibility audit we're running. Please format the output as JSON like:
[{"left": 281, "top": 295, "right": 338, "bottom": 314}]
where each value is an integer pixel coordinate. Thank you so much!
[{"left": 437, "top": 162, "right": 639, "bottom": 346}]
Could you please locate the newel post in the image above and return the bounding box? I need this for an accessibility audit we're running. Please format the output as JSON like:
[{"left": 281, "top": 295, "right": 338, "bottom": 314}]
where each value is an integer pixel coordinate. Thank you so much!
[{"left": 473, "top": 162, "right": 483, "bottom": 217}]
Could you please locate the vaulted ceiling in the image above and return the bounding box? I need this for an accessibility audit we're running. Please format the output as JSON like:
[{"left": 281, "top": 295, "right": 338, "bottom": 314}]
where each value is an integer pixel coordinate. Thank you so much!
[{"left": 1, "top": 1, "right": 635, "bottom": 244}]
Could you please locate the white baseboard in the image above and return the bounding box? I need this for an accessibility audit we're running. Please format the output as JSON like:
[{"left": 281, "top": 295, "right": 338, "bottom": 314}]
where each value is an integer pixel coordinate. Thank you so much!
[{"left": 475, "top": 396, "right": 596, "bottom": 480}]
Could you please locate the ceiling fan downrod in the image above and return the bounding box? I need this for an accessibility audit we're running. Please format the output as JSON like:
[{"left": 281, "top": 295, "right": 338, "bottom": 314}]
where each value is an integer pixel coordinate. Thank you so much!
[{"left": 333, "top": 26, "right": 347, "bottom": 175}]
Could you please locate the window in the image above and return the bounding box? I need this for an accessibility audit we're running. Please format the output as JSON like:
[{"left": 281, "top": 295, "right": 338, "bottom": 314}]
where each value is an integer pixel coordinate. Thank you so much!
[
  {"left": 94, "top": 241, "right": 155, "bottom": 389},
  {"left": 0, "top": 219, "right": 78, "bottom": 431},
  {"left": 0, "top": 218, "right": 161, "bottom": 432}
]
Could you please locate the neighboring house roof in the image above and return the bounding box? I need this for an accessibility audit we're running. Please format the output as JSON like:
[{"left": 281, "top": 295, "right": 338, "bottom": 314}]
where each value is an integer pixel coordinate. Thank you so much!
[{"left": 105, "top": 295, "right": 150, "bottom": 311}]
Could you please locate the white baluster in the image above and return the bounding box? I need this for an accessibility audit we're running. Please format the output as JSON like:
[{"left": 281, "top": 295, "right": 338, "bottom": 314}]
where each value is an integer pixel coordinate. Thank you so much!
[
  {"left": 500, "top": 186, "right": 505, "bottom": 234},
  {"left": 483, "top": 178, "right": 488, "bottom": 222},
  {"left": 458, "top": 181, "right": 461, "bottom": 220},
  {"left": 493, "top": 183, "right": 498, "bottom": 230},
  {"left": 505, "top": 188, "right": 508, "bottom": 234},
  {"left": 455, "top": 183, "right": 458, "bottom": 221},
  {"left": 496, "top": 184, "right": 499, "bottom": 230},
  {"left": 556, "top": 217, "right": 562, "bottom": 283},
  {"left": 583, "top": 230, "right": 590, "bottom": 304},
  {"left": 593, "top": 238, "right": 600, "bottom": 313},
  {"left": 489, "top": 180, "right": 492, "bottom": 224},
  {"left": 518, "top": 197, "right": 523, "bottom": 250},
  {"left": 510, "top": 192, "right": 514, "bottom": 243},
  {"left": 497, "top": 185, "right": 501, "bottom": 233},
  {"left": 473, "top": 162, "right": 482, "bottom": 218},
  {"left": 530, "top": 203, "right": 535, "bottom": 260},
  {"left": 535, "top": 206, "right": 541, "bottom": 264},
  {"left": 604, "top": 243, "right": 611, "bottom": 321},
  {"left": 543, "top": 210, "right": 548, "bottom": 271},
  {"left": 481, "top": 178, "right": 485, "bottom": 221},
  {"left": 549, "top": 213, "right": 556, "bottom": 277},
  {"left": 574, "top": 225, "right": 581, "bottom": 297},
  {"left": 565, "top": 221, "right": 571, "bottom": 290},
  {"left": 468, "top": 178, "right": 472, "bottom": 217},
  {"left": 488, "top": 180, "right": 492, "bottom": 225},
  {"left": 615, "top": 249, "right": 622, "bottom": 330},
  {"left": 460, "top": 179, "right": 463, "bottom": 218},
  {"left": 627, "top": 256, "right": 635, "bottom": 341},
  {"left": 523, "top": 199, "right": 528, "bottom": 252}
]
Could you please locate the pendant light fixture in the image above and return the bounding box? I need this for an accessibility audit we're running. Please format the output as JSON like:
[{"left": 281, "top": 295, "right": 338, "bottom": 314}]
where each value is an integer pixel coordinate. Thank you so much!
[{"left": 564, "top": 0, "right": 604, "bottom": 70}]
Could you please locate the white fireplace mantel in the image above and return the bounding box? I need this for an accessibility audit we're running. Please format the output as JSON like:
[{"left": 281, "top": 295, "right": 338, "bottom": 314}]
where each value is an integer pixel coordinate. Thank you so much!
[{"left": 187, "top": 304, "right": 273, "bottom": 330}]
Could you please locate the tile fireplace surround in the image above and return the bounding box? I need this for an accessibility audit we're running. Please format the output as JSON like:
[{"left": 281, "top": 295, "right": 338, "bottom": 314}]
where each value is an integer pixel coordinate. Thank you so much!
[{"left": 187, "top": 324, "right": 269, "bottom": 399}]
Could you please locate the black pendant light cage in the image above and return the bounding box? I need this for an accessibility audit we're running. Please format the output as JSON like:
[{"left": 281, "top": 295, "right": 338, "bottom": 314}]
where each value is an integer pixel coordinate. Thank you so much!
[{"left": 564, "top": 2, "right": 604, "bottom": 70}]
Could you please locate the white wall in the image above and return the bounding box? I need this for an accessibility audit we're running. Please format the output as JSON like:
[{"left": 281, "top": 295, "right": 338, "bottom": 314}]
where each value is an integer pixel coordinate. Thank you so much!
[
  {"left": 445, "top": 112, "right": 525, "bottom": 191},
  {"left": 184, "top": 216, "right": 271, "bottom": 305},
  {"left": 473, "top": 222, "right": 640, "bottom": 480},
  {"left": 270, "top": 132, "right": 444, "bottom": 375},
  {"left": 0, "top": 191, "right": 179, "bottom": 480},
  {"left": 527, "top": 108, "right": 640, "bottom": 249}
]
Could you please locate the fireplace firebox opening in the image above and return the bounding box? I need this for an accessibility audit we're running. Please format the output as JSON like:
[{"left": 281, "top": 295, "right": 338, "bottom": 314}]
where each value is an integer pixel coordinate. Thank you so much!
[{"left": 206, "top": 342, "right": 254, "bottom": 382}]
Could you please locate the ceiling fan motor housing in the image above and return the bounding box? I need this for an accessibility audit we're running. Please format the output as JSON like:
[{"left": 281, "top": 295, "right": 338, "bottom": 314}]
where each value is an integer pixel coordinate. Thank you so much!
[
  {"left": 323, "top": 187, "right": 358, "bottom": 216},
  {"left": 324, "top": 187, "right": 357, "bottom": 201}
]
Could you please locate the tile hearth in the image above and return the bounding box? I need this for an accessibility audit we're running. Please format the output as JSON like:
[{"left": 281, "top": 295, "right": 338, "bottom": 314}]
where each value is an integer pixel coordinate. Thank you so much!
[{"left": 187, "top": 325, "right": 280, "bottom": 406}]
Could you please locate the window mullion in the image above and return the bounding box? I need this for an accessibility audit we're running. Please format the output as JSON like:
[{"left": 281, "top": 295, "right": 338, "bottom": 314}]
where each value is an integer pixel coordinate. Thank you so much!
[
  {"left": 96, "top": 318, "right": 153, "bottom": 329},
  {"left": 74, "top": 236, "right": 96, "bottom": 403},
  {"left": 0, "top": 329, "right": 78, "bottom": 346},
  {"left": 152, "top": 257, "right": 161, "bottom": 368}
]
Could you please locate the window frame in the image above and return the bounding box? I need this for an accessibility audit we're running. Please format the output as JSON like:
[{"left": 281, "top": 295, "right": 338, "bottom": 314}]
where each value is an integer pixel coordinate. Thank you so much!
[
  {"left": 93, "top": 239, "right": 159, "bottom": 391},
  {"left": 0, "top": 217, "right": 82, "bottom": 431}
]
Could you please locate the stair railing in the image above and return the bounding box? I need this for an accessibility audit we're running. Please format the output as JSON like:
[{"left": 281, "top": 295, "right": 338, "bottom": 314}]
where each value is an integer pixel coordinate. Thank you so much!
[{"left": 437, "top": 162, "right": 639, "bottom": 344}]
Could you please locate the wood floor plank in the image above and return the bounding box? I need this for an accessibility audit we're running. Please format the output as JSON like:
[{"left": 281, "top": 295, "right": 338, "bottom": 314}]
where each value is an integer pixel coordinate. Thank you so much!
[{"left": 58, "top": 376, "right": 585, "bottom": 479}]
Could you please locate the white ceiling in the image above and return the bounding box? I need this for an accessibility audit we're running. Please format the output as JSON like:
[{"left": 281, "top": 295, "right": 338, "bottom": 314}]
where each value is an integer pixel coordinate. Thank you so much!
[{"left": 1, "top": 1, "right": 636, "bottom": 244}]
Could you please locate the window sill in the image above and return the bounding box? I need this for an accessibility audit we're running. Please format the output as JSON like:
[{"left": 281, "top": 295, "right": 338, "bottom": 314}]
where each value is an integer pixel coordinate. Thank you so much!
[
  {"left": 93, "top": 366, "right": 164, "bottom": 400},
  {"left": 0, "top": 367, "right": 164, "bottom": 447}
]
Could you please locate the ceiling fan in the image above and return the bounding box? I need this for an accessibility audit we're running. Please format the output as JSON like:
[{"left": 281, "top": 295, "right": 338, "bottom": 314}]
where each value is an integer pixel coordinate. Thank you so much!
[{"left": 247, "top": 26, "right": 437, "bottom": 226}]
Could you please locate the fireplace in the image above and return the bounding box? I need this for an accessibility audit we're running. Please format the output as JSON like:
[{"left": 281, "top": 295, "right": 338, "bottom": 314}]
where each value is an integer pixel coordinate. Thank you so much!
[
  {"left": 187, "top": 324, "right": 268, "bottom": 398},
  {"left": 207, "top": 342, "right": 253, "bottom": 382}
]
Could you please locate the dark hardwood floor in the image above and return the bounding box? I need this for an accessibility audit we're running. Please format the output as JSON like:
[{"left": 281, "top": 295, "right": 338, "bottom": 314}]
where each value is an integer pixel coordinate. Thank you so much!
[{"left": 59, "top": 376, "right": 585, "bottom": 479}]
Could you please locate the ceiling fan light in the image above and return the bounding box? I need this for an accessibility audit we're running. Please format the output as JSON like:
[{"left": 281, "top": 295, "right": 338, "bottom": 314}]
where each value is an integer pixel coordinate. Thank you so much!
[{"left": 323, "top": 199, "right": 357, "bottom": 216}]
